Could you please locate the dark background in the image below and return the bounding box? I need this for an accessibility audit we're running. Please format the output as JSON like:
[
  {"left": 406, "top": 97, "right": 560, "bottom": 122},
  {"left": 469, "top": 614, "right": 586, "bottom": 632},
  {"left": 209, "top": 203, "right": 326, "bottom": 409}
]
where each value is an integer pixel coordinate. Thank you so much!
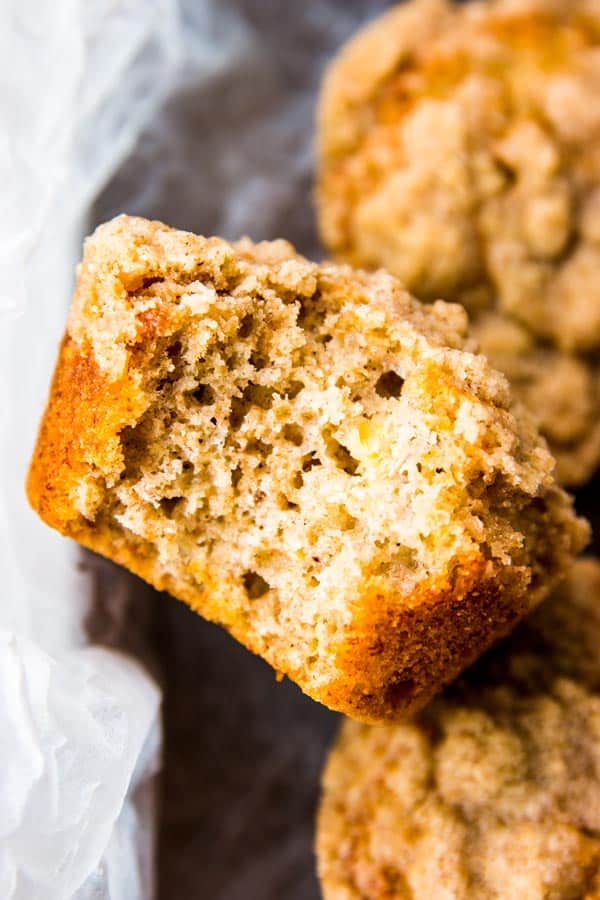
[{"left": 92, "top": 2, "right": 599, "bottom": 898}]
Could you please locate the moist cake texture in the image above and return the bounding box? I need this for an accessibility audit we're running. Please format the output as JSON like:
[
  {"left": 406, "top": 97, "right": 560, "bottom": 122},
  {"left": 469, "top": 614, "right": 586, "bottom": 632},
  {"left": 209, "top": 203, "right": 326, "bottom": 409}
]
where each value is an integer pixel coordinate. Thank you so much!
[
  {"left": 317, "top": 0, "right": 600, "bottom": 485},
  {"left": 318, "top": 559, "right": 600, "bottom": 900},
  {"left": 27, "top": 215, "right": 587, "bottom": 721}
]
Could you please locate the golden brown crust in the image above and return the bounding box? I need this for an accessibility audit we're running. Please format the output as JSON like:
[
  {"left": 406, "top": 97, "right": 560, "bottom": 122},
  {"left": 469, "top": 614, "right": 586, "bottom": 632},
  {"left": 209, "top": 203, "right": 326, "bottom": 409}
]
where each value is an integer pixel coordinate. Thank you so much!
[
  {"left": 323, "top": 556, "right": 528, "bottom": 723},
  {"left": 317, "top": 558, "right": 600, "bottom": 898},
  {"left": 317, "top": 0, "right": 600, "bottom": 486},
  {"left": 27, "top": 336, "right": 150, "bottom": 535},
  {"left": 27, "top": 215, "right": 588, "bottom": 722}
]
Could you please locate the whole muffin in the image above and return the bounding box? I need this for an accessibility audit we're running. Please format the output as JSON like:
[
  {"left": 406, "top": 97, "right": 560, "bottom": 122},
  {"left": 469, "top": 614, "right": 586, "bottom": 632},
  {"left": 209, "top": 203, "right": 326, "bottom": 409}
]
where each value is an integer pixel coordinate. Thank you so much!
[
  {"left": 317, "top": 0, "right": 600, "bottom": 485},
  {"left": 27, "top": 215, "right": 586, "bottom": 722},
  {"left": 318, "top": 558, "right": 600, "bottom": 899}
]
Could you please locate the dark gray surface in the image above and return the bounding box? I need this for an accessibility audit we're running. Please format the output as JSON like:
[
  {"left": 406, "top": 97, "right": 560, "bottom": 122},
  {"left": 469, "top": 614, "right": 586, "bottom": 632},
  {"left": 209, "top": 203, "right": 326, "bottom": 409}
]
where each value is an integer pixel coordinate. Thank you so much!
[
  {"left": 156, "top": 602, "right": 337, "bottom": 900},
  {"left": 93, "top": 1, "right": 390, "bottom": 259},
  {"left": 93, "top": 3, "right": 389, "bottom": 898},
  {"left": 575, "top": 472, "right": 600, "bottom": 557}
]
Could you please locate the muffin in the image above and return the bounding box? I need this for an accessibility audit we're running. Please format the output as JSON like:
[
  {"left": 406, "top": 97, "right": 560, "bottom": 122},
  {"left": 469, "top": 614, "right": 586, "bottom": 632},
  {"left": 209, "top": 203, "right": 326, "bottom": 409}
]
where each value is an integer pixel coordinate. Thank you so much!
[
  {"left": 317, "top": 0, "right": 600, "bottom": 485},
  {"left": 318, "top": 558, "right": 600, "bottom": 899},
  {"left": 473, "top": 312, "right": 600, "bottom": 487},
  {"left": 27, "top": 215, "right": 587, "bottom": 721}
]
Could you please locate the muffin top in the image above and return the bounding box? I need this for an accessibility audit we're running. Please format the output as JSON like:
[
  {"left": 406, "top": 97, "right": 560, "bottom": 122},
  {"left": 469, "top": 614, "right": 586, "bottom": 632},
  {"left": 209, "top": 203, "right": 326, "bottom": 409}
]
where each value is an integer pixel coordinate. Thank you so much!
[{"left": 318, "top": 0, "right": 600, "bottom": 353}]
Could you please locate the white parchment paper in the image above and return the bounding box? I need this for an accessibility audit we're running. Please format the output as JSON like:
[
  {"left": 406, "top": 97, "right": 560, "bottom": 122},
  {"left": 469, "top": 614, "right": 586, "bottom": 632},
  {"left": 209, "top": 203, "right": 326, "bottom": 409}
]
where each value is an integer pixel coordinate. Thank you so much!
[{"left": 0, "top": 2, "right": 180, "bottom": 897}]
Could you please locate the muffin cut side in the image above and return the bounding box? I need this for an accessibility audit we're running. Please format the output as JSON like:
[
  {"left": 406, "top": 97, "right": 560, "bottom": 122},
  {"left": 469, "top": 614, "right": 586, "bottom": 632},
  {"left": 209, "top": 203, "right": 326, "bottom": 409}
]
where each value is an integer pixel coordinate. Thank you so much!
[{"left": 27, "top": 216, "right": 588, "bottom": 721}]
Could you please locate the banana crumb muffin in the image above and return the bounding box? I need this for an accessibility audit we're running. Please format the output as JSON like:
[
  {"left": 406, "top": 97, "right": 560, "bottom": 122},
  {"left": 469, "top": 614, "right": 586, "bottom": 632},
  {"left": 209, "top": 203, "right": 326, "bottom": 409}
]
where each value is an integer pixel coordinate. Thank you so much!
[
  {"left": 317, "top": 0, "right": 600, "bottom": 485},
  {"left": 473, "top": 313, "right": 600, "bottom": 488},
  {"left": 318, "top": 558, "right": 600, "bottom": 899},
  {"left": 27, "top": 215, "right": 587, "bottom": 722}
]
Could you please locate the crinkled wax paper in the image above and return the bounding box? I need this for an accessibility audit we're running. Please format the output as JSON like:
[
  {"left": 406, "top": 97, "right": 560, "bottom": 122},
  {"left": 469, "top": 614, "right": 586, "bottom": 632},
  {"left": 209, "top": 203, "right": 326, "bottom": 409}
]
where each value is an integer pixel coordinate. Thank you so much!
[
  {"left": 0, "top": 637, "right": 160, "bottom": 900},
  {"left": 0, "top": 1, "right": 180, "bottom": 898}
]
